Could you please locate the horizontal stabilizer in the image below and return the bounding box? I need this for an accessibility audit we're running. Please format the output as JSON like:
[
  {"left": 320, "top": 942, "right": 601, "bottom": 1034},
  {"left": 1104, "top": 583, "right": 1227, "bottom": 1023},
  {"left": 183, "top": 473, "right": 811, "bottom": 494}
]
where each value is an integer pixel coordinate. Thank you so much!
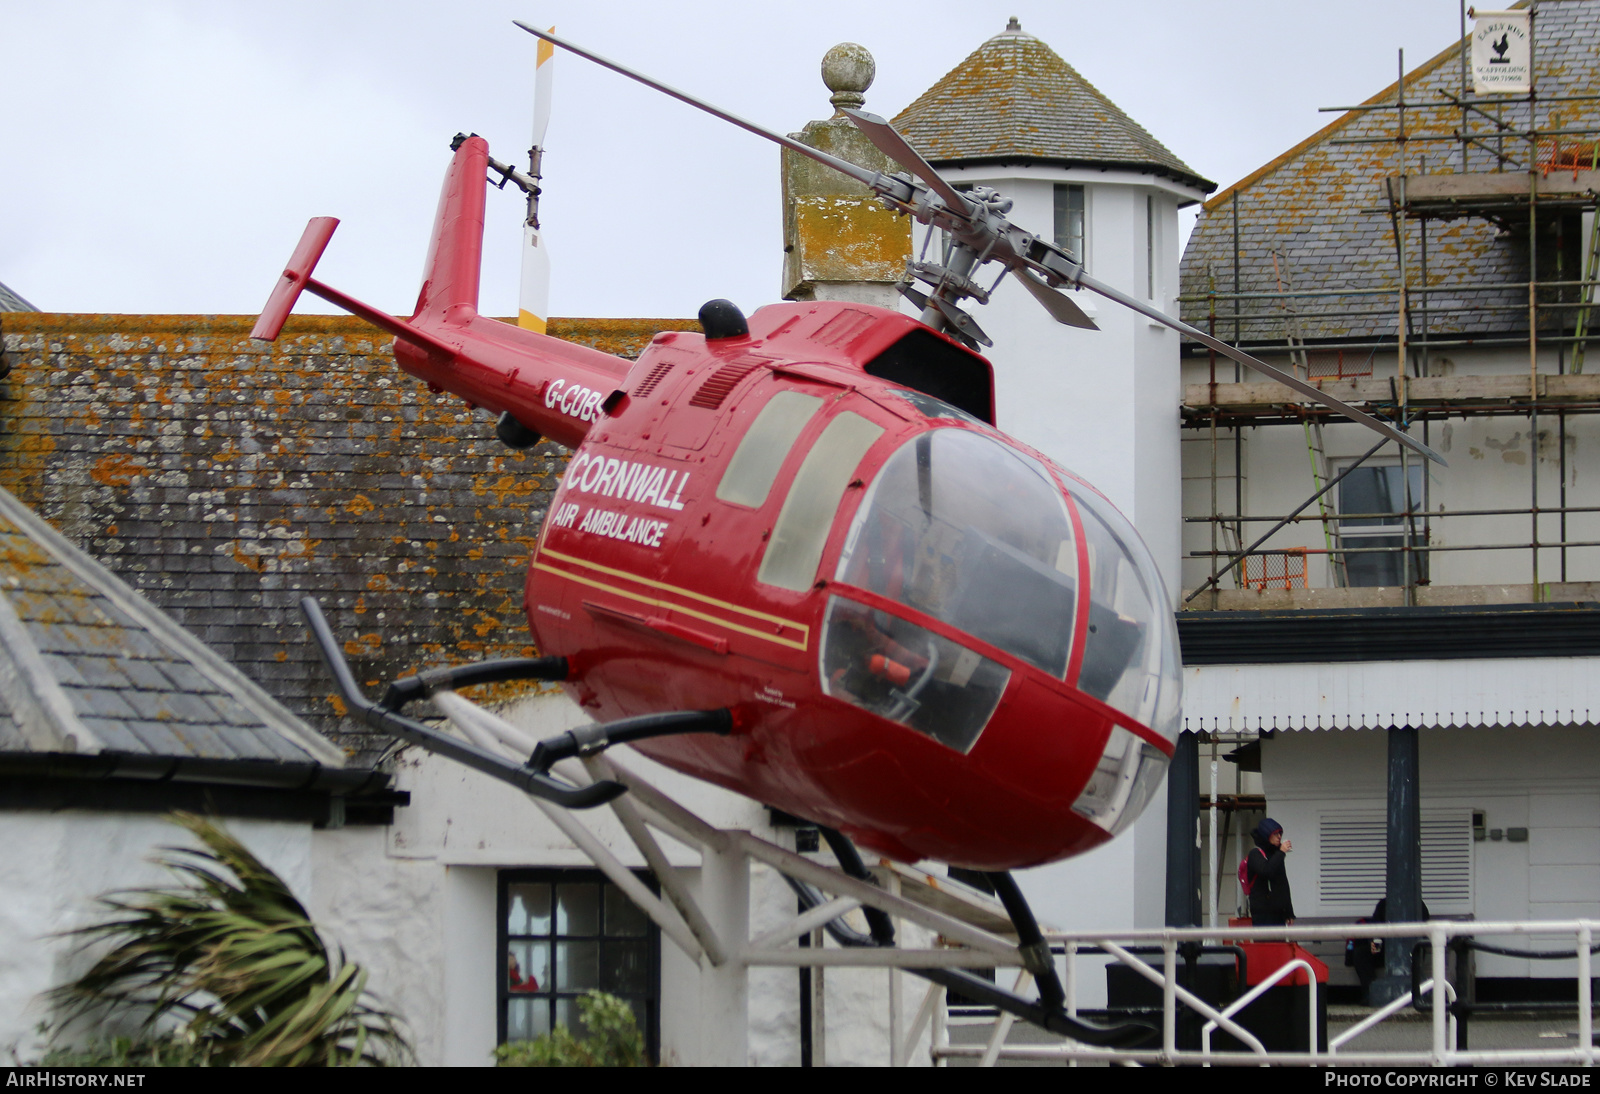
[{"left": 251, "top": 217, "right": 339, "bottom": 341}]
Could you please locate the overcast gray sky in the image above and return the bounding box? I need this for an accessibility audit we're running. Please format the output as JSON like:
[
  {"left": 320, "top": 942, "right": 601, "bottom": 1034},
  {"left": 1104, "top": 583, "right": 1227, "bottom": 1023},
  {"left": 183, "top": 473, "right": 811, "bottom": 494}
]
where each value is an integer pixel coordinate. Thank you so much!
[{"left": 3, "top": 1, "right": 1465, "bottom": 320}]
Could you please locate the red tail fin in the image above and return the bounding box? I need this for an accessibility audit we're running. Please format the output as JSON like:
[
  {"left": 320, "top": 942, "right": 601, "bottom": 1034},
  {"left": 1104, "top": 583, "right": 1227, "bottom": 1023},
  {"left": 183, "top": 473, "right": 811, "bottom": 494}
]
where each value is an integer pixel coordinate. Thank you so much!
[{"left": 413, "top": 135, "right": 488, "bottom": 317}]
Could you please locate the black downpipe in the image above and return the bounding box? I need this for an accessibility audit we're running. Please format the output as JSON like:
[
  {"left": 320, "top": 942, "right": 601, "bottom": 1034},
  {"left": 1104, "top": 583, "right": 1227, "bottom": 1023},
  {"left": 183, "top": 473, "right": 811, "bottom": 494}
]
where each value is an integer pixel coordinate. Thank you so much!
[
  {"left": 1165, "top": 730, "right": 1202, "bottom": 928},
  {"left": 1372, "top": 725, "right": 1423, "bottom": 1007},
  {"left": 798, "top": 903, "right": 813, "bottom": 1067}
]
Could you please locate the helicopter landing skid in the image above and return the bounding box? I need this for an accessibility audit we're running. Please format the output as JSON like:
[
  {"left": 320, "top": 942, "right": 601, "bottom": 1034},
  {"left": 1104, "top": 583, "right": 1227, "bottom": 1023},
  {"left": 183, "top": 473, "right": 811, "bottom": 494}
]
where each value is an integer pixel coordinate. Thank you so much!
[
  {"left": 782, "top": 827, "right": 1152, "bottom": 1049},
  {"left": 299, "top": 596, "right": 731, "bottom": 809}
]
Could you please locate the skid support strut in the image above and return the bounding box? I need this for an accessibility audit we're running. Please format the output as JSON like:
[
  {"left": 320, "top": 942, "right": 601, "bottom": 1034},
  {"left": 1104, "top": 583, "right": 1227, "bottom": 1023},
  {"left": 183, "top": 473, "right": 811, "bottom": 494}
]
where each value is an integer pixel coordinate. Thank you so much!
[{"left": 300, "top": 597, "right": 730, "bottom": 807}]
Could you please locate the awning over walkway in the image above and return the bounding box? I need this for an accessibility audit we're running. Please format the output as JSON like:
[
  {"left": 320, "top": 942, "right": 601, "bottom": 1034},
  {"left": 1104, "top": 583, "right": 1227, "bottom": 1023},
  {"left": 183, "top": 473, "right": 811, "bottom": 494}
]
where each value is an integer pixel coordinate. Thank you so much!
[{"left": 1182, "top": 656, "right": 1600, "bottom": 731}]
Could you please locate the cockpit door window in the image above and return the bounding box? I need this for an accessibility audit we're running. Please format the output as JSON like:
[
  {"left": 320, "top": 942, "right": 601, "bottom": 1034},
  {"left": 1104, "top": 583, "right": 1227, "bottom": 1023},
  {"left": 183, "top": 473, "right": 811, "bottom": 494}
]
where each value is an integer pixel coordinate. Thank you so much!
[
  {"left": 1067, "top": 485, "right": 1181, "bottom": 742},
  {"left": 757, "top": 411, "right": 885, "bottom": 593},
  {"left": 715, "top": 391, "right": 824, "bottom": 508}
]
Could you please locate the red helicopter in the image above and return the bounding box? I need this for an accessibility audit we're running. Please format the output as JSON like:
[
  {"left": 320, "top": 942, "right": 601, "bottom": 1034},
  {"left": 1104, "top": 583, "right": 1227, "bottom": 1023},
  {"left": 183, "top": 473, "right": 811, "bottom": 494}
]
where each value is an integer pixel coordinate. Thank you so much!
[{"left": 259, "top": 28, "right": 1441, "bottom": 875}]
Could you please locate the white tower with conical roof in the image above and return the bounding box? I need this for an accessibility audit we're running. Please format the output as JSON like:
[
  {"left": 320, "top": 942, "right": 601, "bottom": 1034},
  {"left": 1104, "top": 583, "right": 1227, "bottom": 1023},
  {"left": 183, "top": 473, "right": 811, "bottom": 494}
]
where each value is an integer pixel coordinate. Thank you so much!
[
  {"left": 896, "top": 20, "right": 1214, "bottom": 946},
  {"left": 895, "top": 18, "right": 1212, "bottom": 602}
]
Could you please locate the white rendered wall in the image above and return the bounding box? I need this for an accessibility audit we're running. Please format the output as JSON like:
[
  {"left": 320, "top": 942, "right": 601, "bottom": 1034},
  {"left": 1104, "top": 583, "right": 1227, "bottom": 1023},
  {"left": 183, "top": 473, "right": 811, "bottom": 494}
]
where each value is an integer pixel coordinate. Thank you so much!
[
  {"left": 1258, "top": 725, "right": 1600, "bottom": 978},
  {"left": 0, "top": 812, "right": 310, "bottom": 1061}
]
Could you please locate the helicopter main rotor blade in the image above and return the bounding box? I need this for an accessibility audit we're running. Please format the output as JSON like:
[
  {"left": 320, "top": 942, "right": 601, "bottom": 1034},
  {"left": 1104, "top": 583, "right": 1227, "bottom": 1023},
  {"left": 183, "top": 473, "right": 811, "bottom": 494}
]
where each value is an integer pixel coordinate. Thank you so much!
[
  {"left": 1017, "top": 269, "right": 1099, "bottom": 330},
  {"left": 1073, "top": 269, "right": 1446, "bottom": 466},
  {"left": 514, "top": 23, "right": 889, "bottom": 195},
  {"left": 841, "top": 109, "right": 973, "bottom": 216}
]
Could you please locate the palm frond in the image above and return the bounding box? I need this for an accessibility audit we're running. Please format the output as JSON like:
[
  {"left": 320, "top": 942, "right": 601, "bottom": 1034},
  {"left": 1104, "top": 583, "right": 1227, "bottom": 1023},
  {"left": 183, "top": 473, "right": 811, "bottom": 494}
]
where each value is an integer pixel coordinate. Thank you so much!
[{"left": 48, "top": 813, "right": 411, "bottom": 1067}]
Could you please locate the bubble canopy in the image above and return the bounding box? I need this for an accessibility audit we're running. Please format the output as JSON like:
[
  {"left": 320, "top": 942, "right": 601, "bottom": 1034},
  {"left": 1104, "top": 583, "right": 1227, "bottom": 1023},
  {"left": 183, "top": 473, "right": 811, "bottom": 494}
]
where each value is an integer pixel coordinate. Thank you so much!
[{"left": 822, "top": 424, "right": 1180, "bottom": 831}]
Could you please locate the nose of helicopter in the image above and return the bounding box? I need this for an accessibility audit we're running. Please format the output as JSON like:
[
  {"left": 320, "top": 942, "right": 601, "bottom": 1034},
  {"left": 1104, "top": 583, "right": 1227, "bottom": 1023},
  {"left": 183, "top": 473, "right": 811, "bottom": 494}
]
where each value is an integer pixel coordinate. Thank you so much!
[{"left": 823, "top": 418, "right": 1181, "bottom": 841}]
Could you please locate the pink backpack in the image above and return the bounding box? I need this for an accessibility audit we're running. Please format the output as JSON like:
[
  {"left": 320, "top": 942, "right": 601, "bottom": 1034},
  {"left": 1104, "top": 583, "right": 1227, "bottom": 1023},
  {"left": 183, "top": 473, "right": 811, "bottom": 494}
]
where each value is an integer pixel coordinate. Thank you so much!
[{"left": 1238, "top": 849, "right": 1264, "bottom": 895}]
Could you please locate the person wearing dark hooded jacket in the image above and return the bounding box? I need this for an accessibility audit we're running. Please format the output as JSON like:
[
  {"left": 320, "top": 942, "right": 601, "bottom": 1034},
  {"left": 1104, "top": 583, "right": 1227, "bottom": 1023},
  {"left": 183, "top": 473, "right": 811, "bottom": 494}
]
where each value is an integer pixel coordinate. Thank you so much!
[{"left": 1247, "top": 817, "right": 1295, "bottom": 926}]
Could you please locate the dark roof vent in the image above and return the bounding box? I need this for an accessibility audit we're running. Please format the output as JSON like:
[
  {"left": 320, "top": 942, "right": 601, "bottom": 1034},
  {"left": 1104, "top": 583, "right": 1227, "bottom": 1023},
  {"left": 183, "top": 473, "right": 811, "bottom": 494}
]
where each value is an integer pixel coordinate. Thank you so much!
[
  {"left": 689, "top": 359, "right": 763, "bottom": 410},
  {"left": 633, "top": 359, "right": 675, "bottom": 397},
  {"left": 699, "top": 299, "right": 749, "bottom": 340}
]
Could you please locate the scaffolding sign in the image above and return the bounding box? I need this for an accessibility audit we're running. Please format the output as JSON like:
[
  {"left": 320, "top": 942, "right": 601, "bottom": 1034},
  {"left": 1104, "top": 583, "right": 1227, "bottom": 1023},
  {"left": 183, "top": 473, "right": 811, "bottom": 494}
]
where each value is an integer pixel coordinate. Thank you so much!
[{"left": 1471, "top": 11, "right": 1531, "bottom": 95}]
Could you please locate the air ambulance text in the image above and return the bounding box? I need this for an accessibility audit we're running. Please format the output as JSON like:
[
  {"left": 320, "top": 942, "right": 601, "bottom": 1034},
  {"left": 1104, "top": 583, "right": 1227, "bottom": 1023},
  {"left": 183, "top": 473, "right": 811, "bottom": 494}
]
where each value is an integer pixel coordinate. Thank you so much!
[{"left": 555, "top": 506, "right": 668, "bottom": 548}]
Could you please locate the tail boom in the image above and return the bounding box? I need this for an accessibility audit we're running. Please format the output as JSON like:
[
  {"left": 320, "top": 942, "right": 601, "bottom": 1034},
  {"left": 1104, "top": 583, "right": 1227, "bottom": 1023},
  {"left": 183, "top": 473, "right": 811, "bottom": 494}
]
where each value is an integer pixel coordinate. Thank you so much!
[
  {"left": 392, "top": 318, "right": 627, "bottom": 450},
  {"left": 252, "top": 133, "right": 628, "bottom": 451}
]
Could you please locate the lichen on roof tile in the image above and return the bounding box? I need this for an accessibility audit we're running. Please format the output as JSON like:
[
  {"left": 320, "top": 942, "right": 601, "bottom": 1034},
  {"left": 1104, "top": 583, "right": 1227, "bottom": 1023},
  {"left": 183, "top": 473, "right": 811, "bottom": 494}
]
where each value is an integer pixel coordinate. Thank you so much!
[
  {"left": 0, "top": 483, "right": 342, "bottom": 767},
  {"left": 892, "top": 21, "right": 1212, "bottom": 191}
]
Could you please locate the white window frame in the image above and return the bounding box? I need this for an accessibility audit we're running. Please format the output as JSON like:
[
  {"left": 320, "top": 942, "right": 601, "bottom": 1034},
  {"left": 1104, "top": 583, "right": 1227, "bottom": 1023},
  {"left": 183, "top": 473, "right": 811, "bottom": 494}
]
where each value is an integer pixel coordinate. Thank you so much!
[{"left": 1333, "top": 458, "right": 1427, "bottom": 588}]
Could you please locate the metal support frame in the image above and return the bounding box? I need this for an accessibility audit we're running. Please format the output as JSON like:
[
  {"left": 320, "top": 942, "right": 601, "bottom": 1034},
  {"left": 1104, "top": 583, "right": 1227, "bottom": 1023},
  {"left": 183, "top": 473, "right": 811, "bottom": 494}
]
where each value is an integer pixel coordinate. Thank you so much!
[
  {"left": 415, "top": 685, "right": 1061, "bottom": 1065},
  {"left": 399, "top": 681, "right": 1600, "bottom": 1066}
]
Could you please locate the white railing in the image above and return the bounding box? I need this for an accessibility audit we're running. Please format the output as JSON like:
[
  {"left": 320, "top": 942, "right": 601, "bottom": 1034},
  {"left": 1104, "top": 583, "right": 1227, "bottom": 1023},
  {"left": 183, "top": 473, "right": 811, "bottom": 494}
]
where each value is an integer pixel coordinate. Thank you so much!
[
  {"left": 933, "top": 920, "right": 1600, "bottom": 1067},
  {"left": 1199, "top": 957, "right": 1316, "bottom": 1061},
  {"left": 1329, "top": 978, "right": 1457, "bottom": 1057}
]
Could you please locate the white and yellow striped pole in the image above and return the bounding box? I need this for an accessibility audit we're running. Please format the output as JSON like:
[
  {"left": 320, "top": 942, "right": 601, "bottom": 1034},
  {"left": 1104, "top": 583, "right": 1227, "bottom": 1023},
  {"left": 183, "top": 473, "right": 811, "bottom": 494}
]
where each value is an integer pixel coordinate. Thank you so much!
[{"left": 518, "top": 28, "right": 555, "bottom": 333}]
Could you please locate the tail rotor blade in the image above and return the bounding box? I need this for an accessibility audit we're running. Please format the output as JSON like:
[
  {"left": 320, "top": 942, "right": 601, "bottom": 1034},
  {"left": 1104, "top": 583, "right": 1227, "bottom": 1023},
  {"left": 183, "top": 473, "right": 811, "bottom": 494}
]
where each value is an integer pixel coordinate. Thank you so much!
[
  {"left": 1017, "top": 269, "right": 1099, "bottom": 330},
  {"left": 841, "top": 108, "right": 972, "bottom": 215}
]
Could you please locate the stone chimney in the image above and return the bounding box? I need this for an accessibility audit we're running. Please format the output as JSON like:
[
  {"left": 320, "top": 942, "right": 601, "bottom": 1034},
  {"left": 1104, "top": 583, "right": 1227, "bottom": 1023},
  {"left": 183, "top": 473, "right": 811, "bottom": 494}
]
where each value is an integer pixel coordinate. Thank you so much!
[{"left": 780, "top": 44, "right": 911, "bottom": 307}]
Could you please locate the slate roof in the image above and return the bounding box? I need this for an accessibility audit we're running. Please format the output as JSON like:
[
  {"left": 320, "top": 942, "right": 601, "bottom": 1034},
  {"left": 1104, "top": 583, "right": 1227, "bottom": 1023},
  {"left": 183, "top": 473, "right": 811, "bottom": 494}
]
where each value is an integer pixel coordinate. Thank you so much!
[
  {"left": 1179, "top": 0, "right": 1600, "bottom": 345},
  {"left": 892, "top": 20, "right": 1213, "bottom": 192},
  {"left": 0, "top": 313, "right": 685, "bottom": 762},
  {"left": 0, "top": 482, "right": 344, "bottom": 767},
  {"left": 0, "top": 281, "right": 36, "bottom": 313}
]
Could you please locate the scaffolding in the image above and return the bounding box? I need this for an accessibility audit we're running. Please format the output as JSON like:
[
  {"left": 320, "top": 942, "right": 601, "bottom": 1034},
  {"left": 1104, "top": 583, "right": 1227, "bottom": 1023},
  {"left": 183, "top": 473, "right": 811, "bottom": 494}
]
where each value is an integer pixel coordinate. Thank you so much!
[{"left": 1181, "top": 3, "right": 1600, "bottom": 609}]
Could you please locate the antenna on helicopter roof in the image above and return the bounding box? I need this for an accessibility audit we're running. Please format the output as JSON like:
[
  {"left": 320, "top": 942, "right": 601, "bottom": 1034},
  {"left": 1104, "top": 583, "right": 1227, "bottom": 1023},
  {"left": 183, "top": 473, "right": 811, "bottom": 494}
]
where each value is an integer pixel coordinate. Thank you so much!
[{"left": 512, "top": 22, "right": 1446, "bottom": 467}]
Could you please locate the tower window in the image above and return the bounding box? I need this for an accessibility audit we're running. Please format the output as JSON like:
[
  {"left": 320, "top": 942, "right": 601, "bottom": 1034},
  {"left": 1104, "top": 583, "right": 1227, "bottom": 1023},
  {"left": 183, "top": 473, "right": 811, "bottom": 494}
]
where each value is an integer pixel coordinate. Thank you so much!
[
  {"left": 1147, "top": 195, "right": 1156, "bottom": 299},
  {"left": 1054, "top": 184, "right": 1085, "bottom": 262}
]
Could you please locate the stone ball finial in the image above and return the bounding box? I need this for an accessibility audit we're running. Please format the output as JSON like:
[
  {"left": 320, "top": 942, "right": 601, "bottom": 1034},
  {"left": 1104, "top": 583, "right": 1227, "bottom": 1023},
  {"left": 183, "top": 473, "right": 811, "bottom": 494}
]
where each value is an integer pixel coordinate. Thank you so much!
[
  {"left": 1006, "top": 16, "right": 1022, "bottom": 31},
  {"left": 822, "top": 43, "right": 874, "bottom": 113}
]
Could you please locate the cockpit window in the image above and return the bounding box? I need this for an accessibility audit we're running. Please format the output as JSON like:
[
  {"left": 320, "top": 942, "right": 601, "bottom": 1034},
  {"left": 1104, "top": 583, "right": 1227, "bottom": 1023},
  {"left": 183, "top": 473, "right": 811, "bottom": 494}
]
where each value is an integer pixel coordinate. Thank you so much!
[
  {"left": 819, "top": 596, "right": 1010, "bottom": 753},
  {"left": 887, "top": 388, "right": 985, "bottom": 427},
  {"left": 835, "top": 428, "right": 1077, "bottom": 677},
  {"left": 1068, "top": 485, "right": 1181, "bottom": 742},
  {"left": 716, "top": 391, "right": 824, "bottom": 508},
  {"left": 758, "top": 411, "right": 885, "bottom": 592}
]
